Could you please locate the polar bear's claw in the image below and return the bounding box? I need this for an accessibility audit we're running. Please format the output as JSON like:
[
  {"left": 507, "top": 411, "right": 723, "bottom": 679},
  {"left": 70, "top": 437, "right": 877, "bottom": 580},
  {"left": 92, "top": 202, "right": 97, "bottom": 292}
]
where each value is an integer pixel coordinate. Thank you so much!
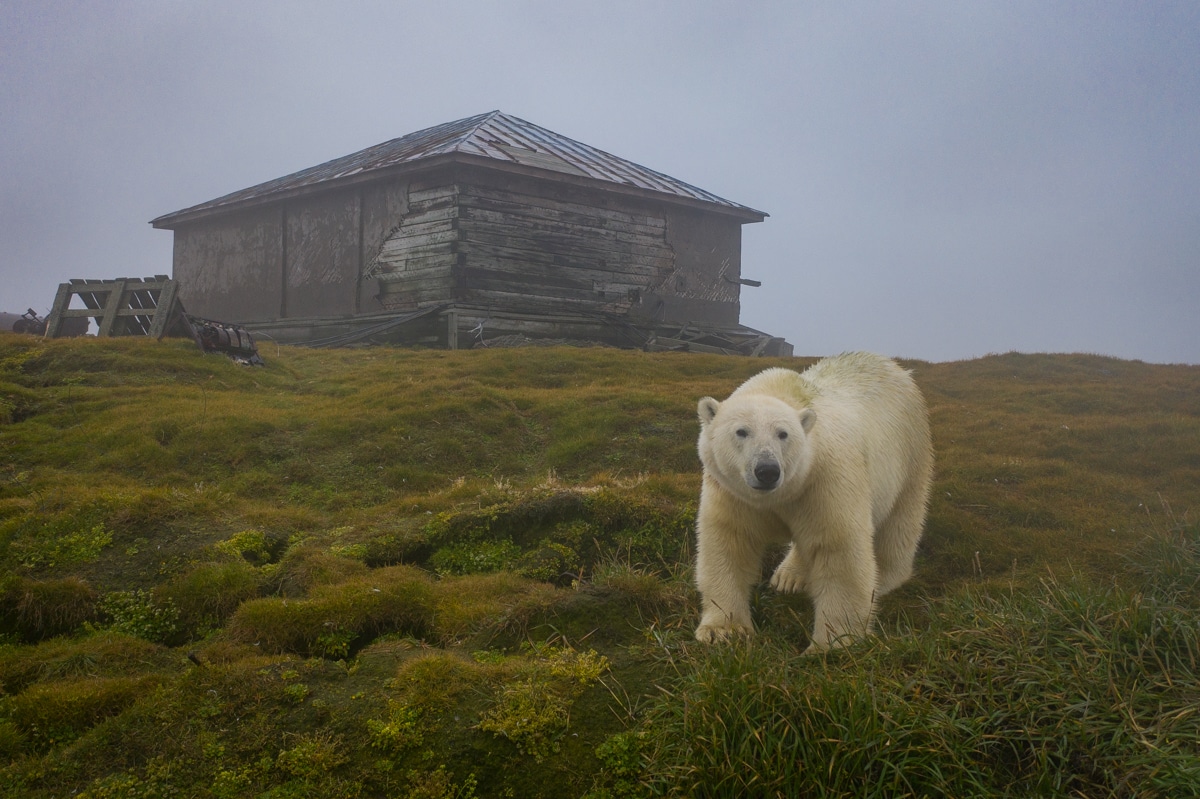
[{"left": 769, "top": 564, "right": 805, "bottom": 594}]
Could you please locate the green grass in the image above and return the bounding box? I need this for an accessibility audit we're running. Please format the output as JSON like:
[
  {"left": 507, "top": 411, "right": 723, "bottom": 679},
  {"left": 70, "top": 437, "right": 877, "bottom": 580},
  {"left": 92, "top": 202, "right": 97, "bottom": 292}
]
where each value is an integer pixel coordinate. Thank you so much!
[
  {"left": 640, "top": 565, "right": 1200, "bottom": 797},
  {"left": 0, "top": 333, "right": 1197, "bottom": 797}
]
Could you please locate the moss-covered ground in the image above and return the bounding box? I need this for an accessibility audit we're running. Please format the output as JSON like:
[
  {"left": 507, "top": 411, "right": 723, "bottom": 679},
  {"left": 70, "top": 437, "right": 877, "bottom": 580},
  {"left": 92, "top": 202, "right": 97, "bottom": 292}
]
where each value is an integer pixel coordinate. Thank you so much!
[{"left": 0, "top": 334, "right": 1197, "bottom": 797}]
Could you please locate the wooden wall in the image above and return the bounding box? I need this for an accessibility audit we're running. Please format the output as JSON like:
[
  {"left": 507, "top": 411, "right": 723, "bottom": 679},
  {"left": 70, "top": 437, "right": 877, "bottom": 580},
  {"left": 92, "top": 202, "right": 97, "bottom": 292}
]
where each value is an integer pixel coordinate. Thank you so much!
[
  {"left": 370, "top": 181, "right": 459, "bottom": 310},
  {"left": 172, "top": 204, "right": 284, "bottom": 322},
  {"left": 172, "top": 164, "right": 748, "bottom": 328},
  {"left": 453, "top": 179, "right": 675, "bottom": 315},
  {"left": 369, "top": 167, "right": 745, "bottom": 325}
]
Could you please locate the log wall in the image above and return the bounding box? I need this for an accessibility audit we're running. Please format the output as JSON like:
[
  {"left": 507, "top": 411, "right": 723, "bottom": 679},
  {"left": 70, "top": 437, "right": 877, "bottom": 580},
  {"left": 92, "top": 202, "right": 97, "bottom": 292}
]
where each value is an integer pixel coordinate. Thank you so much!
[{"left": 368, "top": 168, "right": 744, "bottom": 324}]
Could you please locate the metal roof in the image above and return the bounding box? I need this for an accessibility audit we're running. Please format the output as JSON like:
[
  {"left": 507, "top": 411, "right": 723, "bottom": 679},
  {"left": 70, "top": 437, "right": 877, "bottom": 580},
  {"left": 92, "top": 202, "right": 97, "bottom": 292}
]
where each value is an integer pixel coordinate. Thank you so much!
[{"left": 152, "top": 111, "right": 766, "bottom": 227}]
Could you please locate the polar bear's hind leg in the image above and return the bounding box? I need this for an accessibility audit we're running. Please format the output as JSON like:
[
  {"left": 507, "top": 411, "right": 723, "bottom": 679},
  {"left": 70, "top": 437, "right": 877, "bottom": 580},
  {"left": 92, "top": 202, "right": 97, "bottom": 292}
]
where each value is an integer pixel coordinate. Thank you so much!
[{"left": 873, "top": 477, "right": 929, "bottom": 597}]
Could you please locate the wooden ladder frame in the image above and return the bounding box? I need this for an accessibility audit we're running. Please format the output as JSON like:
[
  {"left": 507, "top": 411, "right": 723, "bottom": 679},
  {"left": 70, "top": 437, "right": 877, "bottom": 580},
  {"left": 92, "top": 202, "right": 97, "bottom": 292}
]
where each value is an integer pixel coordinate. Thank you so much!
[{"left": 44, "top": 276, "right": 181, "bottom": 339}]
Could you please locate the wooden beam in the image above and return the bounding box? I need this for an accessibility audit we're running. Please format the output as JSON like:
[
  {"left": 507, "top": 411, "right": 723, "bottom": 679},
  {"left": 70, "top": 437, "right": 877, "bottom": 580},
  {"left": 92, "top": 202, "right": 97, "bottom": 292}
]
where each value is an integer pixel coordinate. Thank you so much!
[
  {"left": 148, "top": 279, "right": 180, "bottom": 339},
  {"left": 96, "top": 282, "right": 127, "bottom": 337},
  {"left": 43, "top": 282, "right": 74, "bottom": 338},
  {"left": 446, "top": 309, "right": 458, "bottom": 350}
]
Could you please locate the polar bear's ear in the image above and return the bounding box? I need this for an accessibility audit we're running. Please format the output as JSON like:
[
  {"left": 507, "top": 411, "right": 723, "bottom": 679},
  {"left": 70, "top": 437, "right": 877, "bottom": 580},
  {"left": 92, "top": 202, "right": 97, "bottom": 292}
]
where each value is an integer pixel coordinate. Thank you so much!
[
  {"left": 698, "top": 397, "right": 720, "bottom": 426},
  {"left": 799, "top": 407, "right": 816, "bottom": 433}
]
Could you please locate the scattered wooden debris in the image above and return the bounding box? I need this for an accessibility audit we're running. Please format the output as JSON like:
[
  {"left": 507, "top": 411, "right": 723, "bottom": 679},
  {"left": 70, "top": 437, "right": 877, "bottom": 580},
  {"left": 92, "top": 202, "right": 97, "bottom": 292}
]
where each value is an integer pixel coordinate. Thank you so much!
[{"left": 636, "top": 322, "right": 792, "bottom": 357}]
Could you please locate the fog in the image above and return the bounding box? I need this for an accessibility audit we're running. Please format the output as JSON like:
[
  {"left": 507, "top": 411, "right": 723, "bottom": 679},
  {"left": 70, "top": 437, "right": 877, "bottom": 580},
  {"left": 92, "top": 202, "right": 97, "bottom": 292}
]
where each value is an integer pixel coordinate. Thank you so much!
[{"left": 3, "top": 1, "right": 1197, "bottom": 362}]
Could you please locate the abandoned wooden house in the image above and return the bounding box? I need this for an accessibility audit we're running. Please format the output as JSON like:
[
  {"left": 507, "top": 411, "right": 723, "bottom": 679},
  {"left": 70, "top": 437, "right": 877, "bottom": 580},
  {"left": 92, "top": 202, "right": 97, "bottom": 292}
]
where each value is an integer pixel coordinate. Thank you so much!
[{"left": 151, "top": 111, "right": 791, "bottom": 355}]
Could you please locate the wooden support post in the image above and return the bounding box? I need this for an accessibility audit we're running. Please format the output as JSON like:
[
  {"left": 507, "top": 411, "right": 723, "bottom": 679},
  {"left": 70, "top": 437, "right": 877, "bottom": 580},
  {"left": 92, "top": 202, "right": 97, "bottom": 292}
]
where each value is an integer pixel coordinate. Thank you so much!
[
  {"left": 43, "top": 282, "right": 74, "bottom": 338},
  {"left": 148, "top": 279, "right": 180, "bottom": 339},
  {"left": 446, "top": 309, "right": 458, "bottom": 350},
  {"left": 96, "top": 281, "right": 127, "bottom": 337}
]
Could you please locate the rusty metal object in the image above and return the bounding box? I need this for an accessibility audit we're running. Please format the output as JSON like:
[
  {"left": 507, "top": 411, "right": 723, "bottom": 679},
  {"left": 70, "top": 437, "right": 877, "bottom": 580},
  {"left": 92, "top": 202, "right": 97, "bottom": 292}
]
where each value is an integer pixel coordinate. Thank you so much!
[
  {"left": 12, "top": 309, "right": 47, "bottom": 335},
  {"left": 181, "top": 315, "right": 264, "bottom": 366}
]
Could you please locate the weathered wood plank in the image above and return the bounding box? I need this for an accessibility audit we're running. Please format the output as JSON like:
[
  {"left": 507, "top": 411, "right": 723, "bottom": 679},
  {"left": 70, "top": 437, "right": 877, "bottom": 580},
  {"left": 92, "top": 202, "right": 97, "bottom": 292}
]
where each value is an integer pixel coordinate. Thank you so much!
[
  {"left": 644, "top": 336, "right": 737, "bottom": 356},
  {"left": 379, "top": 229, "right": 459, "bottom": 250},
  {"left": 374, "top": 253, "right": 456, "bottom": 274},
  {"left": 454, "top": 276, "right": 636, "bottom": 313},
  {"left": 459, "top": 255, "right": 653, "bottom": 291},
  {"left": 374, "top": 271, "right": 453, "bottom": 289},
  {"left": 454, "top": 241, "right": 669, "bottom": 276},
  {"left": 148, "top": 279, "right": 180, "bottom": 339},
  {"left": 376, "top": 282, "right": 455, "bottom": 307},
  {"left": 97, "top": 282, "right": 128, "bottom": 337},
  {"left": 406, "top": 185, "right": 459, "bottom": 205},
  {"left": 458, "top": 227, "right": 673, "bottom": 262},
  {"left": 458, "top": 286, "right": 628, "bottom": 315},
  {"left": 43, "top": 282, "right": 75, "bottom": 338},
  {"left": 376, "top": 241, "right": 456, "bottom": 260},
  {"left": 459, "top": 203, "right": 666, "bottom": 238},
  {"left": 458, "top": 198, "right": 665, "bottom": 238},
  {"left": 456, "top": 266, "right": 592, "bottom": 293},
  {"left": 377, "top": 229, "right": 458, "bottom": 260},
  {"left": 391, "top": 204, "right": 459, "bottom": 226},
  {"left": 374, "top": 246, "right": 454, "bottom": 266},
  {"left": 459, "top": 184, "right": 665, "bottom": 229},
  {"left": 462, "top": 209, "right": 669, "bottom": 248}
]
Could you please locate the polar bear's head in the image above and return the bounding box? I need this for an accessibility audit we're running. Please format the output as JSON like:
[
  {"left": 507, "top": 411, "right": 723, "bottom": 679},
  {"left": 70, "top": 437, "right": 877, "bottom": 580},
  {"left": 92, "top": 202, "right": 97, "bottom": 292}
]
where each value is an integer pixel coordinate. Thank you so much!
[{"left": 697, "top": 393, "right": 816, "bottom": 502}]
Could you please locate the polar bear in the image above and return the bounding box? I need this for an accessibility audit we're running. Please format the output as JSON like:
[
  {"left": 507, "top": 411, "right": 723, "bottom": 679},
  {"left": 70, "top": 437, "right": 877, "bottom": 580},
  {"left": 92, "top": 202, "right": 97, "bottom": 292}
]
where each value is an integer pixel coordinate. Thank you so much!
[{"left": 693, "top": 352, "right": 933, "bottom": 652}]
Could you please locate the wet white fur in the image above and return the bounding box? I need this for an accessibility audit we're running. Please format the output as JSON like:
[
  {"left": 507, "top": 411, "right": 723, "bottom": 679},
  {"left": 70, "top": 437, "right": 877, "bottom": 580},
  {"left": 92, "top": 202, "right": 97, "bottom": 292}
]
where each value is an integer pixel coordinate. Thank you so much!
[{"left": 694, "top": 352, "right": 933, "bottom": 652}]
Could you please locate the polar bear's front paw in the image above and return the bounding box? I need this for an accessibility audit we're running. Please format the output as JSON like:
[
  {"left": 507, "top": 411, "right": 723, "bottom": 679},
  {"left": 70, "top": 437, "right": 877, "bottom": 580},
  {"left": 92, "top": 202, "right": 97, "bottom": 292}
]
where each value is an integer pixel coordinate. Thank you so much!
[
  {"left": 769, "top": 563, "right": 805, "bottom": 594},
  {"left": 694, "top": 621, "right": 753, "bottom": 644}
]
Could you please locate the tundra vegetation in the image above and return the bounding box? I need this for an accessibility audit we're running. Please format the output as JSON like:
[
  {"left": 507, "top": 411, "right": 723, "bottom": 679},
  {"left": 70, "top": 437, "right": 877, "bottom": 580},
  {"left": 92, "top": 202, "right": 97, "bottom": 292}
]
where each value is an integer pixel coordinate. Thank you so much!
[{"left": 0, "top": 334, "right": 1197, "bottom": 798}]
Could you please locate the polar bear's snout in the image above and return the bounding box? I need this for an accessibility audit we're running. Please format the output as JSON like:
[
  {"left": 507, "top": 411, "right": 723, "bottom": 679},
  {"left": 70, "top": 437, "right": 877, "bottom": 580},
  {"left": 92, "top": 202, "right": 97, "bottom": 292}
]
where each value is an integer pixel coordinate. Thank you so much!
[{"left": 749, "top": 455, "right": 781, "bottom": 490}]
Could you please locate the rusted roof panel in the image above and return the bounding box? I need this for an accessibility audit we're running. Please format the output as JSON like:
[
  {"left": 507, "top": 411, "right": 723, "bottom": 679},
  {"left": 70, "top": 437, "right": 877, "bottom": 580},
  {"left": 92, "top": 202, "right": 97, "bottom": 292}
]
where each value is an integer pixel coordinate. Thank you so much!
[{"left": 152, "top": 111, "right": 766, "bottom": 226}]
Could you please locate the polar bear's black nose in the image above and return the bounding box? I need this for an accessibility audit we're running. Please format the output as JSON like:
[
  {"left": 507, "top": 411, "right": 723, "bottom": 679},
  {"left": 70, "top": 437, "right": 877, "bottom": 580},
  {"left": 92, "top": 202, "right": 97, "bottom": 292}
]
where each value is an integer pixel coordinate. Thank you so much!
[{"left": 753, "top": 461, "right": 780, "bottom": 489}]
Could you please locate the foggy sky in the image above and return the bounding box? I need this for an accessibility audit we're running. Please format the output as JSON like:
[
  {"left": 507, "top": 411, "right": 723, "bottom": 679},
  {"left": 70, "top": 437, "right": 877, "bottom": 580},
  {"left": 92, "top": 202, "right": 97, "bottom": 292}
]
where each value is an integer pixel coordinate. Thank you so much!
[{"left": 3, "top": 1, "right": 1198, "bottom": 364}]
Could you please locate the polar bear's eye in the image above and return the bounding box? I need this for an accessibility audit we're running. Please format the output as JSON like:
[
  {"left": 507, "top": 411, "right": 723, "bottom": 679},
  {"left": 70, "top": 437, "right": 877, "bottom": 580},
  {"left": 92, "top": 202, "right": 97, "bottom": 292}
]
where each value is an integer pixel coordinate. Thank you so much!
[
  {"left": 735, "top": 428, "right": 749, "bottom": 439},
  {"left": 777, "top": 430, "right": 789, "bottom": 440}
]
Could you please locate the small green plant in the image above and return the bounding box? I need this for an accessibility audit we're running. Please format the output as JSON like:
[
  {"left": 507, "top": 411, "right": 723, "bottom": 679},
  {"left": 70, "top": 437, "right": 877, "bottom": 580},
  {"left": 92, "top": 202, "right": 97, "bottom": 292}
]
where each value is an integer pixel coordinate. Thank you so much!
[
  {"left": 77, "top": 772, "right": 143, "bottom": 799},
  {"left": 76, "top": 756, "right": 183, "bottom": 799},
  {"left": 14, "top": 522, "right": 113, "bottom": 570},
  {"left": 210, "top": 765, "right": 255, "bottom": 799},
  {"left": 98, "top": 590, "right": 179, "bottom": 644},
  {"left": 478, "top": 677, "right": 571, "bottom": 762},
  {"left": 478, "top": 645, "right": 610, "bottom": 762},
  {"left": 282, "top": 682, "right": 311, "bottom": 704},
  {"left": 276, "top": 730, "right": 348, "bottom": 781},
  {"left": 315, "top": 627, "right": 354, "bottom": 658},
  {"left": 588, "top": 731, "right": 647, "bottom": 798},
  {"left": 216, "top": 529, "right": 275, "bottom": 565},
  {"left": 403, "top": 766, "right": 478, "bottom": 799},
  {"left": 430, "top": 539, "right": 521, "bottom": 576},
  {"left": 544, "top": 644, "right": 610, "bottom": 683},
  {"left": 366, "top": 700, "right": 424, "bottom": 752}
]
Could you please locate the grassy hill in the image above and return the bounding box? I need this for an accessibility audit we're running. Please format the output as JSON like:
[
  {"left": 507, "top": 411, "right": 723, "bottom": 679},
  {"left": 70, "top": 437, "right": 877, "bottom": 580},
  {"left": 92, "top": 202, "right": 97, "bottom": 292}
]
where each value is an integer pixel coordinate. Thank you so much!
[{"left": 0, "top": 334, "right": 1197, "bottom": 797}]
